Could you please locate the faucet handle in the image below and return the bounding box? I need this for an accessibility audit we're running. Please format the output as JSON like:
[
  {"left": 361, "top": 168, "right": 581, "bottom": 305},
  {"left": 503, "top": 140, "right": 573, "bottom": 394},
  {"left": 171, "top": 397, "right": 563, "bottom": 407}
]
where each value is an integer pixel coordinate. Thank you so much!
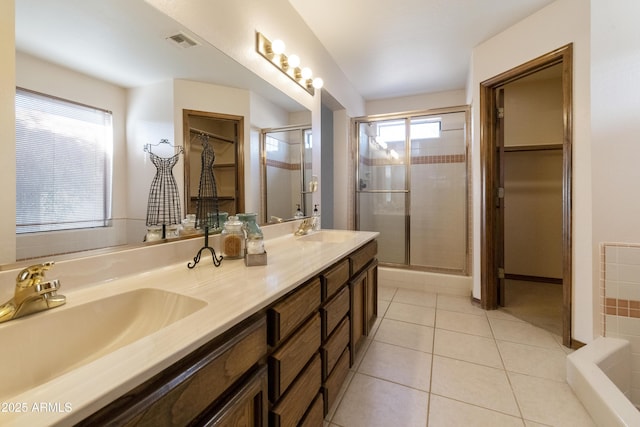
[{"left": 16, "top": 261, "right": 55, "bottom": 289}]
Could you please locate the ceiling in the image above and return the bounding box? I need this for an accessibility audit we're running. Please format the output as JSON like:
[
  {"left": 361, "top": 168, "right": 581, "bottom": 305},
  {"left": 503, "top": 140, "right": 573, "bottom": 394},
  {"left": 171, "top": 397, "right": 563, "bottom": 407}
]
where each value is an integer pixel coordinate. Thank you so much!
[
  {"left": 16, "top": 0, "right": 556, "bottom": 107},
  {"left": 289, "top": 0, "right": 555, "bottom": 100}
]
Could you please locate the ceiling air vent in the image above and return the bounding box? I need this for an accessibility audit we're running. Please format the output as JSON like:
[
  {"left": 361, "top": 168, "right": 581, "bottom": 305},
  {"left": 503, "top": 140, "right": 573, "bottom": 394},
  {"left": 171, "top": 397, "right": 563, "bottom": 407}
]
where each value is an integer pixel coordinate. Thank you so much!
[{"left": 166, "top": 32, "right": 199, "bottom": 49}]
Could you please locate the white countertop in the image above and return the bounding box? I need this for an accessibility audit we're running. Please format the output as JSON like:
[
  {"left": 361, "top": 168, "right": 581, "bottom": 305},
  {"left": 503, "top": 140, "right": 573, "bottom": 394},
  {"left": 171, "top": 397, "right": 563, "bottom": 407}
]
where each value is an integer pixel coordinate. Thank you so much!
[{"left": 0, "top": 229, "right": 377, "bottom": 426}]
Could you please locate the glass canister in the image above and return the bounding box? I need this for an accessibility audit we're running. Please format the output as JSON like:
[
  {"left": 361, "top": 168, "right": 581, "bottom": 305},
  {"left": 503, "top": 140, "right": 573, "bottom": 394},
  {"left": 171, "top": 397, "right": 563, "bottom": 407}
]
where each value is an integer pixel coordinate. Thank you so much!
[
  {"left": 221, "top": 216, "right": 245, "bottom": 259},
  {"left": 237, "top": 212, "right": 264, "bottom": 255}
]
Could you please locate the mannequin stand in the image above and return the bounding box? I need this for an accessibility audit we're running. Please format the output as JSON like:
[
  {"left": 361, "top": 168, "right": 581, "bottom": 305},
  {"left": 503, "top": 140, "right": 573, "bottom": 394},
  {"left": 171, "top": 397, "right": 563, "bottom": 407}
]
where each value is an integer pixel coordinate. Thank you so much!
[{"left": 187, "top": 226, "right": 223, "bottom": 268}]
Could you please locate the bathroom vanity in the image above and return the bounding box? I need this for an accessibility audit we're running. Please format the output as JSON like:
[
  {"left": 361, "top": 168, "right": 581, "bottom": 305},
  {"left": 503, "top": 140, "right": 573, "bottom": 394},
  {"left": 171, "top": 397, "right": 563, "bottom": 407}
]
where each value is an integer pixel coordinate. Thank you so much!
[{"left": 0, "top": 228, "right": 377, "bottom": 426}]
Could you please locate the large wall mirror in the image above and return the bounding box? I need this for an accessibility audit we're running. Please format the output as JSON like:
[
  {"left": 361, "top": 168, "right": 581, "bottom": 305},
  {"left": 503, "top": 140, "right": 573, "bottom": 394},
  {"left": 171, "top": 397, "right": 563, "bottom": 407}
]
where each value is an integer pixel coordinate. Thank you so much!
[
  {"left": 11, "top": 0, "right": 310, "bottom": 264},
  {"left": 261, "top": 125, "right": 314, "bottom": 223}
]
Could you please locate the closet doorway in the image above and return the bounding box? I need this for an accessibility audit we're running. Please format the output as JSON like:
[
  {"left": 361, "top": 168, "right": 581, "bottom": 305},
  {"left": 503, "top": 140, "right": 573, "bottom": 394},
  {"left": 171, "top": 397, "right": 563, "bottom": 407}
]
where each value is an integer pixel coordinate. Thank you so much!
[
  {"left": 480, "top": 44, "right": 574, "bottom": 347},
  {"left": 182, "top": 110, "right": 245, "bottom": 217}
]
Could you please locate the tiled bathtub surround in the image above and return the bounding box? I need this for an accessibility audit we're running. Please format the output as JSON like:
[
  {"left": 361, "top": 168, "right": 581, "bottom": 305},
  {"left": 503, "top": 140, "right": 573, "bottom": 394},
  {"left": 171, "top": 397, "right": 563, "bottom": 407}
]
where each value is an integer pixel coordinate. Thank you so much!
[{"left": 601, "top": 243, "right": 640, "bottom": 407}]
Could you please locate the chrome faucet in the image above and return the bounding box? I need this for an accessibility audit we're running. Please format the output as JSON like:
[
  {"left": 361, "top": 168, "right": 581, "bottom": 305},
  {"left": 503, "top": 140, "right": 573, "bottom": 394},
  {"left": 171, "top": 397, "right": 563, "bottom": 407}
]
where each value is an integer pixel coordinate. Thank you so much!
[{"left": 0, "top": 261, "right": 66, "bottom": 323}]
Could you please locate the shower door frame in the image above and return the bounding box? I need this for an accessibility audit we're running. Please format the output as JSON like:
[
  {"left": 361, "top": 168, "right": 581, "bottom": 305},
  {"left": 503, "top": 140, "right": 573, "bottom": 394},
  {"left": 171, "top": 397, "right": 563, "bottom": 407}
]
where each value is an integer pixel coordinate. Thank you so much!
[{"left": 353, "top": 106, "right": 471, "bottom": 274}]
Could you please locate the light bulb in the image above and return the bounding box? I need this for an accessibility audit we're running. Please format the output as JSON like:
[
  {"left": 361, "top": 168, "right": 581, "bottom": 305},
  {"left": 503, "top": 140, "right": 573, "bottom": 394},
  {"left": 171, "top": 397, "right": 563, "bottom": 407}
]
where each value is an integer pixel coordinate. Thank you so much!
[
  {"left": 288, "top": 54, "right": 300, "bottom": 68},
  {"left": 312, "top": 77, "right": 324, "bottom": 89},
  {"left": 301, "top": 67, "right": 313, "bottom": 80},
  {"left": 271, "top": 39, "right": 285, "bottom": 55}
]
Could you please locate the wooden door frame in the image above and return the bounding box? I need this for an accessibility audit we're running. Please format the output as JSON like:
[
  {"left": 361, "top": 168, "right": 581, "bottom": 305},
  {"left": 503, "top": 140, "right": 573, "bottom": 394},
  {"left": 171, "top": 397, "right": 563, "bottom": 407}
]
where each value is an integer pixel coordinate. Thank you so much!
[
  {"left": 182, "top": 109, "right": 245, "bottom": 216},
  {"left": 479, "top": 44, "right": 574, "bottom": 347}
]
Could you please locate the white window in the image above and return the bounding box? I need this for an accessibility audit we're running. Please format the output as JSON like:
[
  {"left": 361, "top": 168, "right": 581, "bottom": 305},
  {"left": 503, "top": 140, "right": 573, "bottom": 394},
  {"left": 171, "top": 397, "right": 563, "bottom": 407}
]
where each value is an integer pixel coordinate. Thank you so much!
[{"left": 15, "top": 88, "right": 113, "bottom": 234}]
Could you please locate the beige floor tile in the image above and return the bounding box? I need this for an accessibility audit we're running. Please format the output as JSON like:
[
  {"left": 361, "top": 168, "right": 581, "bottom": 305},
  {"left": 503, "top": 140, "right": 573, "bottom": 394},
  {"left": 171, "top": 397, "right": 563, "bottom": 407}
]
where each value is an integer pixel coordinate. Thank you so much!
[
  {"left": 373, "top": 318, "right": 434, "bottom": 353},
  {"left": 385, "top": 301, "right": 436, "bottom": 327},
  {"left": 487, "top": 309, "right": 527, "bottom": 322},
  {"left": 358, "top": 340, "right": 432, "bottom": 391},
  {"left": 523, "top": 421, "right": 553, "bottom": 427},
  {"left": 392, "top": 289, "right": 437, "bottom": 307},
  {"left": 436, "top": 309, "right": 493, "bottom": 337},
  {"left": 436, "top": 294, "right": 485, "bottom": 315},
  {"left": 378, "top": 286, "right": 397, "bottom": 301},
  {"left": 489, "top": 318, "right": 560, "bottom": 349},
  {"left": 428, "top": 394, "right": 525, "bottom": 427},
  {"left": 497, "top": 340, "right": 567, "bottom": 381},
  {"left": 430, "top": 355, "right": 520, "bottom": 416},
  {"left": 331, "top": 373, "right": 428, "bottom": 427},
  {"left": 509, "top": 372, "right": 596, "bottom": 426},
  {"left": 434, "top": 328, "right": 503, "bottom": 368}
]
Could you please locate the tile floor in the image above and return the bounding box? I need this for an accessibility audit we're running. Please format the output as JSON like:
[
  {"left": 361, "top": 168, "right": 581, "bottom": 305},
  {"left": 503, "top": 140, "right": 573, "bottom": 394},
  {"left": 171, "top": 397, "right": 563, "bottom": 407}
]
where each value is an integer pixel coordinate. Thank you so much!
[{"left": 324, "top": 286, "right": 595, "bottom": 427}]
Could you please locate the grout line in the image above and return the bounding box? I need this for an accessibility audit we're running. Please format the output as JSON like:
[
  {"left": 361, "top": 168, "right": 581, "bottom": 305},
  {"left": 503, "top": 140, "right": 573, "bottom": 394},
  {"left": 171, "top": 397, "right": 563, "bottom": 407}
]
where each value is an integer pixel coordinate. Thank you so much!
[{"left": 488, "top": 309, "right": 526, "bottom": 422}]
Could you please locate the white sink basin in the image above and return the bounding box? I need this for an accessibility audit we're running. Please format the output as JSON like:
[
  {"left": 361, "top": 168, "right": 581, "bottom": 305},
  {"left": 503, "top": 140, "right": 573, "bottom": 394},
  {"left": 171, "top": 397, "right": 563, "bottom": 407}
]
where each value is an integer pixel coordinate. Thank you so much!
[
  {"left": 297, "top": 230, "right": 355, "bottom": 243},
  {"left": 0, "top": 288, "right": 206, "bottom": 399}
]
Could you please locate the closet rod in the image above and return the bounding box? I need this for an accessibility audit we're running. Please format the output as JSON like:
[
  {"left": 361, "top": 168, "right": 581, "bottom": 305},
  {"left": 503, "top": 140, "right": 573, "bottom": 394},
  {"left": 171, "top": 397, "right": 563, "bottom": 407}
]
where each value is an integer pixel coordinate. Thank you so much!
[
  {"left": 503, "top": 144, "right": 563, "bottom": 153},
  {"left": 190, "top": 127, "right": 235, "bottom": 144}
]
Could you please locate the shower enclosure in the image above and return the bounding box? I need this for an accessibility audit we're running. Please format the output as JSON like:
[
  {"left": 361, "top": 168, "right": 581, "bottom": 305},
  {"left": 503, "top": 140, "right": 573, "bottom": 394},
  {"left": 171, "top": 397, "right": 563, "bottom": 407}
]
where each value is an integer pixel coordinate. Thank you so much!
[
  {"left": 355, "top": 107, "right": 469, "bottom": 273},
  {"left": 261, "top": 125, "right": 313, "bottom": 223}
]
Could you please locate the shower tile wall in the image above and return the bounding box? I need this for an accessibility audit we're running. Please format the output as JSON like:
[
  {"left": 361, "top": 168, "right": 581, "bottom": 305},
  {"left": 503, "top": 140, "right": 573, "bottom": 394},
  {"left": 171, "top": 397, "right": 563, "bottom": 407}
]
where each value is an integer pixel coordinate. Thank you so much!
[
  {"left": 602, "top": 243, "right": 640, "bottom": 406},
  {"left": 409, "top": 119, "right": 466, "bottom": 271}
]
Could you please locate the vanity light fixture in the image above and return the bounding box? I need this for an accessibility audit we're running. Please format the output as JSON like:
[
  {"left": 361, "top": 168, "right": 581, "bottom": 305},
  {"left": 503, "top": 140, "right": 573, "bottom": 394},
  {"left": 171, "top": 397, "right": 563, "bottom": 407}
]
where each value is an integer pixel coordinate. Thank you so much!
[{"left": 256, "top": 31, "right": 323, "bottom": 95}]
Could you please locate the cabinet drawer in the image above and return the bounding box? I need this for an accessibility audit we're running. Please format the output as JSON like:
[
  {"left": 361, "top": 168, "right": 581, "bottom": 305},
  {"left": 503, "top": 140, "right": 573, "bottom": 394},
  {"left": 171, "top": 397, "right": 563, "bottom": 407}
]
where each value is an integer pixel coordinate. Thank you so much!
[
  {"left": 322, "top": 348, "right": 350, "bottom": 416},
  {"left": 321, "top": 258, "right": 349, "bottom": 300},
  {"left": 269, "top": 313, "right": 321, "bottom": 402},
  {"left": 349, "top": 240, "right": 377, "bottom": 275},
  {"left": 321, "top": 285, "right": 349, "bottom": 340},
  {"left": 321, "top": 316, "right": 349, "bottom": 380},
  {"left": 268, "top": 278, "right": 321, "bottom": 346},
  {"left": 299, "top": 393, "right": 324, "bottom": 427},
  {"left": 270, "top": 353, "right": 322, "bottom": 427}
]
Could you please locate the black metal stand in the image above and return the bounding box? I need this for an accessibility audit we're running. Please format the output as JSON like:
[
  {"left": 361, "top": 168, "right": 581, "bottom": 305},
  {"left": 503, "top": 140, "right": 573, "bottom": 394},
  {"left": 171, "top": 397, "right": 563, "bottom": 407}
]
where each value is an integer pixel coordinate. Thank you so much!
[{"left": 188, "top": 227, "right": 223, "bottom": 269}]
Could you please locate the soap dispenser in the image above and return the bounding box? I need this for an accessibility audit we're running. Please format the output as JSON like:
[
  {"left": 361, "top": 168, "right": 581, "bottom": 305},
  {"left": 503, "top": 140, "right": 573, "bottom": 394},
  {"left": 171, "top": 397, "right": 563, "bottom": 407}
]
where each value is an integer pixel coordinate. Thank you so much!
[
  {"left": 294, "top": 204, "right": 304, "bottom": 218},
  {"left": 312, "top": 204, "right": 320, "bottom": 231}
]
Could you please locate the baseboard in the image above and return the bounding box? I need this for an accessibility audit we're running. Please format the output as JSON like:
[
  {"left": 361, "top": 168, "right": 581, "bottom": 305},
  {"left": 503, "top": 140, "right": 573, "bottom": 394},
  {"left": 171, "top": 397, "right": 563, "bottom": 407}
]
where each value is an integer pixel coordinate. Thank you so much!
[{"left": 379, "top": 267, "right": 472, "bottom": 296}]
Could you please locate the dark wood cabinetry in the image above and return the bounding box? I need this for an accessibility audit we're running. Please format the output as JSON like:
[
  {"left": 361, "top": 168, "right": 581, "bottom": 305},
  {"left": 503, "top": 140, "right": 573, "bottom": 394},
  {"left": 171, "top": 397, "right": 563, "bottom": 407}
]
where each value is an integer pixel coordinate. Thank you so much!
[
  {"left": 349, "top": 241, "right": 378, "bottom": 363},
  {"left": 78, "top": 239, "right": 377, "bottom": 427},
  {"left": 77, "top": 315, "right": 267, "bottom": 427}
]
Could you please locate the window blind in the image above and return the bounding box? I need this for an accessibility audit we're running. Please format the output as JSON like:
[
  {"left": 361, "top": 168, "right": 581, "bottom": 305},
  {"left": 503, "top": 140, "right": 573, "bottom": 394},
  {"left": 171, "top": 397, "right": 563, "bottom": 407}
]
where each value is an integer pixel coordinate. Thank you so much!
[{"left": 15, "top": 88, "right": 113, "bottom": 233}]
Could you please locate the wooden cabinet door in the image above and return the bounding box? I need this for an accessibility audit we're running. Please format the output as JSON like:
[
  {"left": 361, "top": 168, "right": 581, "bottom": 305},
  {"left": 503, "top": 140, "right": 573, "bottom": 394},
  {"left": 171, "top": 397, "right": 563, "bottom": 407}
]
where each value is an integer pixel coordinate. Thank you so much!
[{"left": 199, "top": 366, "right": 268, "bottom": 427}]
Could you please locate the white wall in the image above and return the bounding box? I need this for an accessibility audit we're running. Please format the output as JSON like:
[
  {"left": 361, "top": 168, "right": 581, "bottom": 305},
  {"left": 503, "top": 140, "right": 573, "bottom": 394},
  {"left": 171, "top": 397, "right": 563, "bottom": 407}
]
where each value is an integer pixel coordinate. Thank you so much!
[
  {"left": 0, "top": 0, "right": 15, "bottom": 264},
  {"left": 366, "top": 89, "right": 467, "bottom": 116},
  {"left": 126, "top": 80, "right": 175, "bottom": 242},
  {"left": 592, "top": 0, "right": 640, "bottom": 339},
  {"left": 469, "top": 0, "right": 591, "bottom": 342}
]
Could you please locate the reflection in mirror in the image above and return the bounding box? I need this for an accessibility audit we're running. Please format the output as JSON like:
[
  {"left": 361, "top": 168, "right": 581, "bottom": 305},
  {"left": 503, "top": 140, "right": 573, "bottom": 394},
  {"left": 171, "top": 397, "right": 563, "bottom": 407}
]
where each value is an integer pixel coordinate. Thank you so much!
[
  {"left": 183, "top": 110, "right": 244, "bottom": 221},
  {"left": 12, "top": 0, "right": 310, "bottom": 265},
  {"left": 261, "top": 126, "right": 313, "bottom": 223}
]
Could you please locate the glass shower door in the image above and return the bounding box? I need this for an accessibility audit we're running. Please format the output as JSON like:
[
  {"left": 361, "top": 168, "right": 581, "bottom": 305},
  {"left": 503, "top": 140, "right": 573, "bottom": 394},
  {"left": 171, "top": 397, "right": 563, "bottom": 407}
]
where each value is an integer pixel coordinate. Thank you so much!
[
  {"left": 409, "top": 111, "right": 467, "bottom": 271},
  {"left": 356, "top": 119, "right": 408, "bottom": 265},
  {"left": 355, "top": 108, "right": 469, "bottom": 273}
]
